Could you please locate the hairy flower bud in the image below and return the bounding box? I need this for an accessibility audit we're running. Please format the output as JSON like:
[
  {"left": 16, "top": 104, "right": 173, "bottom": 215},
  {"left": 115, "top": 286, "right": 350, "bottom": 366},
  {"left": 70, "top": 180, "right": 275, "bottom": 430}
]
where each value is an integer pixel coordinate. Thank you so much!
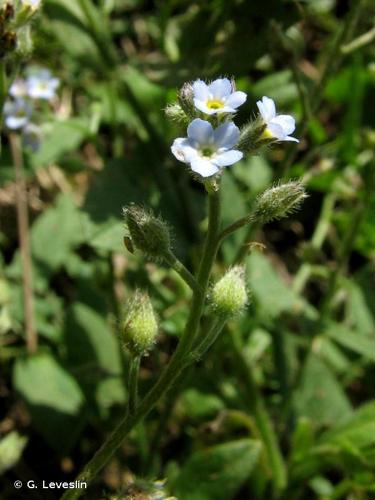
[
  {"left": 123, "top": 291, "right": 158, "bottom": 357},
  {"left": 252, "top": 181, "right": 307, "bottom": 223},
  {"left": 123, "top": 204, "right": 171, "bottom": 260},
  {"left": 177, "top": 81, "right": 195, "bottom": 117},
  {"left": 210, "top": 266, "right": 248, "bottom": 317},
  {"left": 165, "top": 103, "right": 189, "bottom": 126},
  {"left": 237, "top": 117, "right": 270, "bottom": 154},
  {"left": 14, "top": 0, "right": 42, "bottom": 29}
]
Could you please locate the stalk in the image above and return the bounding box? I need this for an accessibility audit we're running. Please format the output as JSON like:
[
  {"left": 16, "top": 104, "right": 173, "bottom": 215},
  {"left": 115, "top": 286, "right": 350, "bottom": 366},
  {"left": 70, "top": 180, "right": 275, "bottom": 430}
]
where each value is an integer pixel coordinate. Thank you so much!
[{"left": 61, "top": 189, "right": 221, "bottom": 500}]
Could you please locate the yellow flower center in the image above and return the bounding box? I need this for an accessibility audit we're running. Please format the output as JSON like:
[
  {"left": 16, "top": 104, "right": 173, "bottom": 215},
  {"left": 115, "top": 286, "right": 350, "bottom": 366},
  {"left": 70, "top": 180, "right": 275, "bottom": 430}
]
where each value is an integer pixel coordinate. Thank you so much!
[
  {"left": 261, "top": 127, "right": 274, "bottom": 140},
  {"left": 207, "top": 99, "right": 224, "bottom": 110}
]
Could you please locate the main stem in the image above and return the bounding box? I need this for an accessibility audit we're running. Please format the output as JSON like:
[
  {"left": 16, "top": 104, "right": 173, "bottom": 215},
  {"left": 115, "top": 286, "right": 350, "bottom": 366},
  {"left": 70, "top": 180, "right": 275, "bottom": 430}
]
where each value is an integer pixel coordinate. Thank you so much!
[{"left": 61, "top": 189, "right": 221, "bottom": 500}]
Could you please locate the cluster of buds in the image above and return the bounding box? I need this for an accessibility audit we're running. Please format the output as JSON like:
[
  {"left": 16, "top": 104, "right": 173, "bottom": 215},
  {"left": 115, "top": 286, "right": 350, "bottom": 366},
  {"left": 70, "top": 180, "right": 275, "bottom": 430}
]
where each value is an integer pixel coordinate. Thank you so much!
[
  {"left": 166, "top": 76, "right": 299, "bottom": 181},
  {"left": 0, "top": 0, "right": 41, "bottom": 60}
]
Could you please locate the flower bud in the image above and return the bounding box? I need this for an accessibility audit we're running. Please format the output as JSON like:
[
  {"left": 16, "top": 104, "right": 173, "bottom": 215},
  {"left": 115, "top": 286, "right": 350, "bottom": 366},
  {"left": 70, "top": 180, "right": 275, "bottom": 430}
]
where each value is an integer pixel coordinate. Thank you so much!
[
  {"left": 123, "top": 204, "right": 171, "bottom": 260},
  {"left": 123, "top": 291, "right": 158, "bottom": 357},
  {"left": 164, "top": 103, "right": 189, "bottom": 126},
  {"left": 13, "top": 0, "right": 42, "bottom": 29},
  {"left": 14, "top": 25, "right": 33, "bottom": 58},
  {"left": 237, "top": 117, "right": 270, "bottom": 154},
  {"left": 177, "top": 81, "right": 195, "bottom": 117},
  {"left": 252, "top": 181, "right": 307, "bottom": 224},
  {"left": 210, "top": 266, "right": 248, "bottom": 317}
]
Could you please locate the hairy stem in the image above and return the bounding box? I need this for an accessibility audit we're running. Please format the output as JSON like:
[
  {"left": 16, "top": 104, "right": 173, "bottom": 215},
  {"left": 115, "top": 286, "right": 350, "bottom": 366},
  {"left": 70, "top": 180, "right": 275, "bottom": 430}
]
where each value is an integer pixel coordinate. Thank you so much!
[
  {"left": 127, "top": 356, "right": 140, "bottom": 416},
  {"left": 164, "top": 250, "right": 200, "bottom": 293},
  {"left": 61, "top": 189, "right": 221, "bottom": 499}
]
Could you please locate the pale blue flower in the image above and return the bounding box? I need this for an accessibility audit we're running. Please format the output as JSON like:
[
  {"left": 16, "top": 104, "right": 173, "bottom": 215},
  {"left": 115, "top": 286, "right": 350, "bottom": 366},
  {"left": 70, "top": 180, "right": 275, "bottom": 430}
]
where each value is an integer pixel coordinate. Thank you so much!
[
  {"left": 22, "top": 123, "right": 42, "bottom": 152},
  {"left": 193, "top": 78, "right": 247, "bottom": 115},
  {"left": 171, "top": 118, "right": 243, "bottom": 178},
  {"left": 26, "top": 69, "right": 59, "bottom": 100},
  {"left": 9, "top": 78, "right": 28, "bottom": 98},
  {"left": 257, "top": 96, "right": 299, "bottom": 142},
  {"left": 3, "top": 99, "right": 33, "bottom": 130}
]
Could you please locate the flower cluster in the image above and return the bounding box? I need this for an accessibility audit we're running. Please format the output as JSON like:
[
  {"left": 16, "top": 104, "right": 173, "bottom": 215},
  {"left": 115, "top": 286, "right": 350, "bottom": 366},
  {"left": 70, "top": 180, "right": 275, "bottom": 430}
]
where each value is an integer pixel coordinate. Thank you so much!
[
  {"left": 168, "top": 77, "right": 298, "bottom": 179},
  {"left": 3, "top": 68, "right": 59, "bottom": 150}
]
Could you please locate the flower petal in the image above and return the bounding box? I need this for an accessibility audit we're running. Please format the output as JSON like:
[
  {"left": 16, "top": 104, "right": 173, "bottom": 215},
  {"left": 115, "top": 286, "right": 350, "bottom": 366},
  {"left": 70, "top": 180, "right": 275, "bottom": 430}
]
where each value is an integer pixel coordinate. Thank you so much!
[
  {"left": 208, "top": 78, "right": 232, "bottom": 98},
  {"left": 5, "top": 116, "right": 29, "bottom": 129},
  {"left": 225, "top": 91, "right": 247, "bottom": 109},
  {"left": 270, "top": 115, "right": 296, "bottom": 136},
  {"left": 283, "top": 136, "right": 299, "bottom": 143},
  {"left": 257, "top": 96, "right": 276, "bottom": 122},
  {"left": 190, "top": 158, "right": 219, "bottom": 177},
  {"left": 267, "top": 122, "right": 285, "bottom": 140},
  {"left": 193, "top": 79, "right": 209, "bottom": 101},
  {"left": 214, "top": 150, "right": 243, "bottom": 167},
  {"left": 187, "top": 118, "right": 214, "bottom": 144},
  {"left": 213, "top": 121, "right": 240, "bottom": 149},
  {"left": 171, "top": 138, "right": 198, "bottom": 163}
]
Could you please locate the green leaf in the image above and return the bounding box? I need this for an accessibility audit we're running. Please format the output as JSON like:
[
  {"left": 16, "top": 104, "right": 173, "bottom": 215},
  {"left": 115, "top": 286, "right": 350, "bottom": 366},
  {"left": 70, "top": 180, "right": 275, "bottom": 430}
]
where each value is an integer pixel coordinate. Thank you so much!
[
  {"left": 172, "top": 439, "right": 261, "bottom": 500},
  {"left": 31, "top": 194, "right": 87, "bottom": 273},
  {"left": 180, "top": 389, "right": 224, "bottom": 420},
  {"left": 326, "top": 324, "right": 375, "bottom": 363},
  {"left": 321, "top": 401, "right": 375, "bottom": 451},
  {"left": 0, "top": 432, "right": 28, "bottom": 474},
  {"left": 252, "top": 70, "right": 298, "bottom": 106},
  {"left": 64, "top": 303, "right": 125, "bottom": 414},
  {"left": 246, "top": 252, "right": 316, "bottom": 320},
  {"left": 294, "top": 354, "right": 352, "bottom": 427},
  {"left": 31, "top": 119, "right": 91, "bottom": 168},
  {"left": 13, "top": 353, "right": 85, "bottom": 452}
]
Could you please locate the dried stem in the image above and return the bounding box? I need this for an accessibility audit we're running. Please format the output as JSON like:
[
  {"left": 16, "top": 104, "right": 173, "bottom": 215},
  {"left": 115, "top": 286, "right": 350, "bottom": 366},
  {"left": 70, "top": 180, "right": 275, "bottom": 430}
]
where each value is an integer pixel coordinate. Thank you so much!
[{"left": 10, "top": 133, "right": 37, "bottom": 354}]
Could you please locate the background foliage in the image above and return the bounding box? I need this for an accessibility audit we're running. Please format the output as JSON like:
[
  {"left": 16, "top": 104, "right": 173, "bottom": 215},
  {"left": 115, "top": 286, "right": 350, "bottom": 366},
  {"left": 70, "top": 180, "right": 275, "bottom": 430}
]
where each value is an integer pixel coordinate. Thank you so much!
[{"left": 0, "top": 0, "right": 375, "bottom": 498}]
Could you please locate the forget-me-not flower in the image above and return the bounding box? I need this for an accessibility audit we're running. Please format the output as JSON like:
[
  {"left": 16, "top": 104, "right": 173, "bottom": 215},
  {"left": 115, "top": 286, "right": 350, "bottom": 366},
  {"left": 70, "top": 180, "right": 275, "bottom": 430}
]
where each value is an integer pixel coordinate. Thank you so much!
[
  {"left": 171, "top": 118, "right": 243, "bottom": 178},
  {"left": 3, "top": 99, "right": 33, "bottom": 129},
  {"left": 9, "top": 79, "right": 28, "bottom": 98},
  {"left": 193, "top": 78, "right": 247, "bottom": 115},
  {"left": 26, "top": 69, "right": 59, "bottom": 100},
  {"left": 256, "top": 96, "right": 298, "bottom": 142}
]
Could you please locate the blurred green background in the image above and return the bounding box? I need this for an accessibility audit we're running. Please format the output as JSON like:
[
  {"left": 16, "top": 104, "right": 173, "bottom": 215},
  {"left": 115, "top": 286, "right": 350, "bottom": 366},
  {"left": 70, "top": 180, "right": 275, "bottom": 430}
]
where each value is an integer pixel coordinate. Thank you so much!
[{"left": 0, "top": 0, "right": 375, "bottom": 498}]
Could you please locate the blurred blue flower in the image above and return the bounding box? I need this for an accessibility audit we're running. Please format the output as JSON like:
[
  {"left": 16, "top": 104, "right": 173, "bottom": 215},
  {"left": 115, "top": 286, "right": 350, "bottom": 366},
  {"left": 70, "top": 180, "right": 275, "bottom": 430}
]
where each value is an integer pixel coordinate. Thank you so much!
[
  {"left": 26, "top": 69, "right": 59, "bottom": 100},
  {"left": 257, "top": 96, "right": 299, "bottom": 143},
  {"left": 193, "top": 78, "right": 247, "bottom": 115},
  {"left": 171, "top": 118, "right": 243, "bottom": 178},
  {"left": 3, "top": 98, "right": 33, "bottom": 130},
  {"left": 22, "top": 123, "right": 42, "bottom": 152},
  {"left": 9, "top": 78, "right": 28, "bottom": 98}
]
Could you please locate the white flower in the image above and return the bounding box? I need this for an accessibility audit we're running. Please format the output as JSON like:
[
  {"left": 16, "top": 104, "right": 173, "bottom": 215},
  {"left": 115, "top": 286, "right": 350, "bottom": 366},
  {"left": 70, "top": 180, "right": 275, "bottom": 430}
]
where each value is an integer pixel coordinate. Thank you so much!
[
  {"left": 193, "top": 78, "right": 247, "bottom": 115},
  {"left": 171, "top": 118, "right": 243, "bottom": 178},
  {"left": 26, "top": 69, "right": 59, "bottom": 100},
  {"left": 22, "top": 123, "right": 42, "bottom": 152},
  {"left": 3, "top": 99, "right": 33, "bottom": 130},
  {"left": 9, "top": 78, "right": 28, "bottom": 98},
  {"left": 21, "top": 0, "right": 42, "bottom": 9},
  {"left": 256, "top": 96, "right": 299, "bottom": 142}
]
